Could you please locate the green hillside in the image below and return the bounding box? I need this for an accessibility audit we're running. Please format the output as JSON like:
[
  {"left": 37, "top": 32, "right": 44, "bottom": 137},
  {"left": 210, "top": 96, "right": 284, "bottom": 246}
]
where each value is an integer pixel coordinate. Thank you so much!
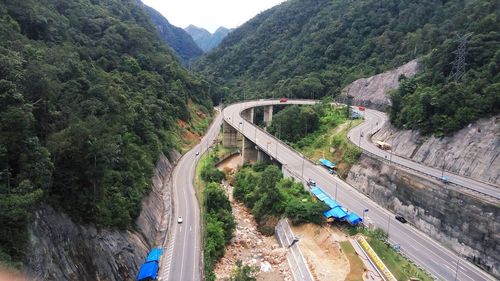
[
  {"left": 0, "top": 0, "right": 210, "bottom": 266},
  {"left": 143, "top": 4, "right": 203, "bottom": 65},
  {"left": 196, "top": 0, "right": 499, "bottom": 135}
]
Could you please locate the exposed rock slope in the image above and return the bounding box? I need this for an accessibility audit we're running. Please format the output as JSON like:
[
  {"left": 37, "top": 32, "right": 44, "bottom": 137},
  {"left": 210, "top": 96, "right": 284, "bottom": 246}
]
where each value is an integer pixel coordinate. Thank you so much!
[
  {"left": 347, "top": 155, "right": 499, "bottom": 278},
  {"left": 25, "top": 152, "right": 179, "bottom": 281},
  {"left": 373, "top": 116, "right": 499, "bottom": 185},
  {"left": 341, "top": 60, "right": 419, "bottom": 110}
]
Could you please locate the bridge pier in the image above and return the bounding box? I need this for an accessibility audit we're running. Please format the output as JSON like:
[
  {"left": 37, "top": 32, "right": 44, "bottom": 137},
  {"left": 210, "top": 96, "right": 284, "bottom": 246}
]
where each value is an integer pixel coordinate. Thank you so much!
[
  {"left": 241, "top": 136, "right": 258, "bottom": 164},
  {"left": 241, "top": 108, "right": 254, "bottom": 123},
  {"left": 223, "top": 120, "right": 238, "bottom": 147},
  {"left": 263, "top": 105, "right": 273, "bottom": 126}
]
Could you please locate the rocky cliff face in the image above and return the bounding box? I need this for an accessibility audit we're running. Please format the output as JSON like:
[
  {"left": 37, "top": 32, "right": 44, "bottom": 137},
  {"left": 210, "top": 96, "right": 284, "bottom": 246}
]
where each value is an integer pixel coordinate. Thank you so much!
[
  {"left": 25, "top": 152, "right": 179, "bottom": 281},
  {"left": 372, "top": 116, "right": 500, "bottom": 186},
  {"left": 347, "top": 155, "right": 499, "bottom": 278},
  {"left": 341, "top": 60, "right": 419, "bottom": 110}
]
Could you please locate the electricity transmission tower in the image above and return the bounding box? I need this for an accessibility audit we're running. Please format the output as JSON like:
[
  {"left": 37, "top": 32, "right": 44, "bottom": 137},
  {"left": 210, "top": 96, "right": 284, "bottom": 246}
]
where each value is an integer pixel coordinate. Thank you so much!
[{"left": 449, "top": 33, "right": 472, "bottom": 82}]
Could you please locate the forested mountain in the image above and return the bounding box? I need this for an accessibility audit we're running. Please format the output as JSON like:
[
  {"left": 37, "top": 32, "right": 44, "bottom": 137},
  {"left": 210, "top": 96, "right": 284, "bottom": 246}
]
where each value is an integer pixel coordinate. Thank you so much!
[
  {"left": 142, "top": 4, "right": 203, "bottom": 65},
  {"left": 0, "top": 0, "right": 210, "bottom": 266},
  {"left": 196, "top": 0, "right": 499, "bottom": 136},
  {"left": 185, "top": 25, "right": 231, "bottom": 52}
]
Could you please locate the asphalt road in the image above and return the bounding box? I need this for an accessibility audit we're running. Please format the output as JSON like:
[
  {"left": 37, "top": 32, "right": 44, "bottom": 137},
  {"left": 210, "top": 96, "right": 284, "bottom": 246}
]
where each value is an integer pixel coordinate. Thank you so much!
[
  {"left": 160, "top": 111, "right": 223, "bottom": 281},
  {"left": 347, "top": 108, "right": 500, "bottom": 199},
  {"left": 222, "top": 99, "right": 496, "bottom": 281}
]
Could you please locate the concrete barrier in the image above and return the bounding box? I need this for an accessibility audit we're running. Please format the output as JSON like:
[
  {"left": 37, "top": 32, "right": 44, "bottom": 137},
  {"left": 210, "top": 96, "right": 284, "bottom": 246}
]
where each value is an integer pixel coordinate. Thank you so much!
[{"left": 358, "top": 236, "right": 397, "bottom": 281}]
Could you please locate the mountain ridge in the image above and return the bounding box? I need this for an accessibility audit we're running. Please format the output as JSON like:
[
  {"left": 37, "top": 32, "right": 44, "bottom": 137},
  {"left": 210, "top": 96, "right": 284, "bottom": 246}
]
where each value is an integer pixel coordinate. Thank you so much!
[
  {"left": 195, "top": 0, "right": 499, "bottom": 136},
  {"left": 185, "top": 24, "right": 231, "bottom": 52},
  {"left": 142, "top": 4, "right": 203, "bottom": 64}
]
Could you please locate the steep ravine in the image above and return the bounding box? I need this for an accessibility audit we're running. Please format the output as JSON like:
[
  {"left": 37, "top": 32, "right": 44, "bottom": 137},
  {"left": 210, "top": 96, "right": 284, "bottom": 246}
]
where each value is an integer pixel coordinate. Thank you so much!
[{"left": 25, "top": 151, "right": 180, "bottom": 281}]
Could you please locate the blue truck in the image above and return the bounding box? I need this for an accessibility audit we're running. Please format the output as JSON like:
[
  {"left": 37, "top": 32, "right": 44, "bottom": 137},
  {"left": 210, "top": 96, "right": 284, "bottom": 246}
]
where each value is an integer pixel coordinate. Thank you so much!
[
  {"left": 137, "top": 248, "right": 162, "bottom": 281},
  {"left": 319, "top": 158, "right": 337, "bottom": 174}
]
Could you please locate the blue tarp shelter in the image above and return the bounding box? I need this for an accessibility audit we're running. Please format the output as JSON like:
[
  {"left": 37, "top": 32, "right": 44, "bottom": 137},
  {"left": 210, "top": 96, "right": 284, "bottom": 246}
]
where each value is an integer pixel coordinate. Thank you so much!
[
  {"left": 136, "top": 261, "right": 159, "bottom": 281},
  {"left": 310, "top": 187, "right": 324, "bottom": 196},
  {"left": 324, "top": 198, "right": 340, "bottom": 209},
  {"left": 319, "top": 159, "right": 336, "bottom": 169},
  {"left": 345, "top": 212, "right": 362, "bottom": 225},
  {"left": 323, "top": 207, "right": 348, "bottom": 219},
  {"left": 146, "top": 248, "right": 162, "bottom": 263}
]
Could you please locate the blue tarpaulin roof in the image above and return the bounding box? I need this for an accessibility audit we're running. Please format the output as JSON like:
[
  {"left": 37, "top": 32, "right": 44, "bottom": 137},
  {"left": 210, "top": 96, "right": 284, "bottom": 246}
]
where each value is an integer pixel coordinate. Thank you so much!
[
  {"left": 324, "top": 198, "right": 340, "bottom": 209},
  {"left": 323, "top": 207, "right": 348, "bottom": 219},
  {"left": 317, "top": 194, "right": 329, "bottom": 201},
  {"left": 146, "top": 248, "right": 162, "bottom": 263},
  {"left": 319, "top": 159, "right": 335, "bottom": 168},
  {"left": 137, "top": 261, "right": 159, "bottom": 281},
  {"left": 310, "top": 187, "right": 324, "bottom": 196},
  {"left": 346, "top": 212, "right": 362, "bottom": 225}
]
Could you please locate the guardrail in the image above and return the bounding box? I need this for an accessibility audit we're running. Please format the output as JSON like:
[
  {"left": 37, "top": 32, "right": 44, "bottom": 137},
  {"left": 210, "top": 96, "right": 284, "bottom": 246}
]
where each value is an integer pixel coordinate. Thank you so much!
[
  {"left": 360, "top": 148, "right": 499, "bottom": 202},
  {"left": 232, "top": 100, "right": 499, "bottom": 201},
  {"left": 358, "top": 236, "right": 398, "bottom": 281},
  {"left": 347, "top": 119, "right": 499, "bottom": 201}
]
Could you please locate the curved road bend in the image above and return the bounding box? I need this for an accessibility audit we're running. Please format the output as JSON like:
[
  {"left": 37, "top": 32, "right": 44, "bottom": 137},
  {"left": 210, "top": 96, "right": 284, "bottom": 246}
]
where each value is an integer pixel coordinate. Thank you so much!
[
  {"left": 160, "top": 110, "right": 223, "bottom": 281},
  {"left": 347, "top": 108, "right": 500, "bottom": 199},
  {"left": 223, "top": 99, "right": 496, "bottom": 281}
]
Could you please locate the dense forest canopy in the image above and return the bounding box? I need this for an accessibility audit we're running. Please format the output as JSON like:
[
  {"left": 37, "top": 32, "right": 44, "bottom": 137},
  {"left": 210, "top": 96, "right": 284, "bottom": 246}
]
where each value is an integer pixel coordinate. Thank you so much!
[
  {"left": 0, "top": 0, "right": 210, "bottom": 265},
  {"left": 196, "top": 0, "right": 499, "bottom": 135}
]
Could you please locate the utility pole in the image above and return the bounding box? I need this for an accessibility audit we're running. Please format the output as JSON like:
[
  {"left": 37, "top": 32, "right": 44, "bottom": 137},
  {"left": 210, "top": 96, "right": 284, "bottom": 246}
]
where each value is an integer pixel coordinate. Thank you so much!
[
  {"left": 449, "top": 33, "right": 472, "bottom": 82},
  {"left": 301, "top": 155, "right": 305, "bottom": 179}
]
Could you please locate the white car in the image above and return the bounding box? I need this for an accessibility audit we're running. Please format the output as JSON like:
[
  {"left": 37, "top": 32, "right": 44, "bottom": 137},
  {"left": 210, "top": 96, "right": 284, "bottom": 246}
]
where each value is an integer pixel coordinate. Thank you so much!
[
  {"left": 195, "top": 152, "right": 200, "bottom": 156},
  {"left": 177, "top": 216, "right": 183, "bottom": 223}
]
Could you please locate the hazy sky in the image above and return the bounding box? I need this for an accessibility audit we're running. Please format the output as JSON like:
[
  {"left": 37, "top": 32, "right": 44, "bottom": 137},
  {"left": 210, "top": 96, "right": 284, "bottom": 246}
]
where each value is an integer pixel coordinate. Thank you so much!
[{"left": 141, "top": 0, "right": 286, "bottom": 33}]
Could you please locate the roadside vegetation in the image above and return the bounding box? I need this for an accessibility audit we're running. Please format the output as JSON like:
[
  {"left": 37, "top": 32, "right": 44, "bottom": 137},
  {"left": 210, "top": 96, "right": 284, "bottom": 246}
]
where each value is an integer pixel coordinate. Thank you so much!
[
  {"left": 177, "top": 102, "right": 214, "bottom": 153},
  {"left": 339, "top": 241, "right": 365, "bottom": 281},
  {"left": 0, "top": 0, "right": 214, "bottom": 267},
  {"left": 347, "top": 227, "right": 433, "bottom": 281},
  {"left": 195, "top": 150, "right": 235, "bottom": 281},
  {"left": 233, "top": 163, "right": 328, "bottom": 235},
  {"left": 228, "top": 260, "right": 257, "bottom": 281},
  {"left": 268, "top": 102, "right": 362, "bottom": 178}
]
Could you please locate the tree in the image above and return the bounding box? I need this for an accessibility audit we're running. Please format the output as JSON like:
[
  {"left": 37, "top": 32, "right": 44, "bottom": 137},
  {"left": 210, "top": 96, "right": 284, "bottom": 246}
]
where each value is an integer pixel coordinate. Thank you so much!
[{"left": 229, "top": 260, "right": 257, "bottom": 281}]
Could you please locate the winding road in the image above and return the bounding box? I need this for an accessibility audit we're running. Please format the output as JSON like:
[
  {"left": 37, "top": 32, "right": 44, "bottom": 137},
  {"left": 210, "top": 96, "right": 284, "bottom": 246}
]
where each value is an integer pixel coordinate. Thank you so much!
[
  {"left": 161, "top": 99, "right": 497, "bottom": 281},
  {"left": 159, "top": 110, "right": 223, "bottom": 281},
  {"left": 223, "top": 100, "right": 497, "bottom": 281},
  {"left": 347, "top": 108, "right": 499, "bottom": 199}
]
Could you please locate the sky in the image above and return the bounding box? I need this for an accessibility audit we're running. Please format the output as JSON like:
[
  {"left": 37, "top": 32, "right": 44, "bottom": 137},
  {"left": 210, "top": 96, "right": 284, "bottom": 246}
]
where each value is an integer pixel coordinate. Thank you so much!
[{"left": 141, "top": 0, "right": 286, "bottom": 33}]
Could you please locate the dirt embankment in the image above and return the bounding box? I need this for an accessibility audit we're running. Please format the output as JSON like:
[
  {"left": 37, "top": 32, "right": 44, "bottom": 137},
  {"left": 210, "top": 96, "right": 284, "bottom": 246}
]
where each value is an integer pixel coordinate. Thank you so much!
[{"left": 291, "top": 224, "right": 351, "bottom": 281}]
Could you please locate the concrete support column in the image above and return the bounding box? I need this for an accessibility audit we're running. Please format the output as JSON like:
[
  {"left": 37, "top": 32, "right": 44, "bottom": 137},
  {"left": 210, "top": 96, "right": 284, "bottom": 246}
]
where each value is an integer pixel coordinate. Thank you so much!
[
  {"left": 241, "top": 108, "right": 254, "bottom": 123},
  {"left": 257, "top": 150, "right": 265, "bottom": 162},
  {"left": 241, "top": 136, "right": 258, "bottom": 164},
  {"left": 263, "top": 105, "right": 273, "bottom": 126},
  {"left": 222, "top": 120, "right": 238, "bottom": 148}
]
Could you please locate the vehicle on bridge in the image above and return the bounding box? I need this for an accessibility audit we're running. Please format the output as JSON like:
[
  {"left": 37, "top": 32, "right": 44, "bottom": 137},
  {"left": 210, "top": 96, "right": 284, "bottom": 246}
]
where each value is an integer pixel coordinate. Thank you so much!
[
  {"left": 279, "top": 98, "right": 288, "bottom": 102},
  {"left": 136, "top": 248, "right": 162, "bottom": 281}
]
